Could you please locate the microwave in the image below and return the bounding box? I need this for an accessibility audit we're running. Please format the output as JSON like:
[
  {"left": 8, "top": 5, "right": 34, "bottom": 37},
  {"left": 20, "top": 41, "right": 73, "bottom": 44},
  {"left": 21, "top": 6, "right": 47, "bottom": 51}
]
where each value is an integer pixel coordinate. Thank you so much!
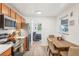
[{"left": 0, "top": 14, "right": 16, "bottom": 29}]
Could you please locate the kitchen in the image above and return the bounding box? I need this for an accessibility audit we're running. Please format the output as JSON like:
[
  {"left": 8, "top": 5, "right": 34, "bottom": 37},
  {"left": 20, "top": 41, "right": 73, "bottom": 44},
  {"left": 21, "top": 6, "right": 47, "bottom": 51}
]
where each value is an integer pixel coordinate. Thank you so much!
[
  {"left": 1, "top": 3, "right": 79, "bottom": 56},
  {"left": 0, "top": 3, "right": 29, "bottom": 56}
]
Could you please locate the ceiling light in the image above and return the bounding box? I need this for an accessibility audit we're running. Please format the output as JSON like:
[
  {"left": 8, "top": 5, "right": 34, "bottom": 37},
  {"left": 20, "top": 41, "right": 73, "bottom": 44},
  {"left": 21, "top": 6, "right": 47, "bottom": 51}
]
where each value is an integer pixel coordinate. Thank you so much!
[{"left": 36, "top": 11, "right": 42, "bottom": 15}]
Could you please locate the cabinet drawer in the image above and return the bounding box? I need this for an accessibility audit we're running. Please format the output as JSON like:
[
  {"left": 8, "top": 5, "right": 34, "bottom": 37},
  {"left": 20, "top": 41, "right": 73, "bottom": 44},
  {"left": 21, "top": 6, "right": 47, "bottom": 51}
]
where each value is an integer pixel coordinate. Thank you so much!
[{"left": 0, "top": 48, "right": 11, "bottom": 56}]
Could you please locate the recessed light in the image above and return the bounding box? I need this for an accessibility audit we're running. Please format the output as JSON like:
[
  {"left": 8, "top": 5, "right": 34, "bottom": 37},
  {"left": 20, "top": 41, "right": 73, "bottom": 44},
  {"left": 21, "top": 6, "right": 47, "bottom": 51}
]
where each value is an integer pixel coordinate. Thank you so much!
[{"left": 36, "top": 11, "right": 42, "bottom": 15}]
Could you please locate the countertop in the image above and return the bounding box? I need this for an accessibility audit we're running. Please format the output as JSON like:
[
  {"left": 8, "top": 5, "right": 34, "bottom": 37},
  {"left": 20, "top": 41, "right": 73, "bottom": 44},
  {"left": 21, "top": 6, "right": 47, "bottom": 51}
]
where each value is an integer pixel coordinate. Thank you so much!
[
  {"left": 15, "top": 35, "right": 28, "bottom": 39},
  {"left": 0, "top": 42, "right": 13, "bottom": 55},
  {"left": 16, "top": 36, "right": 26, "bottom": 39}
]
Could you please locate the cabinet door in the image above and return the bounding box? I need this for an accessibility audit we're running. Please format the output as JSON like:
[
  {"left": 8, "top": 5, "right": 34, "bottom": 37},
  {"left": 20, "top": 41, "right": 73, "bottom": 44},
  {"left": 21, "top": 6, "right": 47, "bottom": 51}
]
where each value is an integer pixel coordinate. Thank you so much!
[
  {"left": 16, "top": 14, "right": 21, "bottom": 29},
  {"left": 0, "top": 48, "right": 12, "bottom": 56},
  {"left": 2, "top": 4, "right": 10, "bottom": 16},
  {"left": 24, "top": 37, "right": 29, "bottom": 51},
  {"left": 21, "top": 18, "right": 26, "bottom": 29},
  {"left": 10, "top": 9, "right": 16, "bottom": 19},
  {"left": 0, "top": 3, "right": 2, "bottom": 13},
  {"left": 21, "top": 17, "right": 24, "bottom": 28}
]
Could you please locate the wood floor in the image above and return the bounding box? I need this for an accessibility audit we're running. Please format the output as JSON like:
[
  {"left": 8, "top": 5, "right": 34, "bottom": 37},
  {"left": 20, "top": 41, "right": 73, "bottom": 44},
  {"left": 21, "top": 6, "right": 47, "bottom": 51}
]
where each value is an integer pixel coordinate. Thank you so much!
[{"left": 23, "top": 41, "right": 48, "bottom": 56}]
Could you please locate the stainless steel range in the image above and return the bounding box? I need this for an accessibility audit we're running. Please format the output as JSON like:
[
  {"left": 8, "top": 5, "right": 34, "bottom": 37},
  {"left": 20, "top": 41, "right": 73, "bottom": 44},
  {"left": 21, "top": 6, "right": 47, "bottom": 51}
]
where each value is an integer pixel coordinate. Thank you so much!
[
  {"left": 0, "top": 33, "right": 23, "bottom": 56},
  {"left": 0, "top": 33, "right": 9, "bottom": 44},
  {"left": 13, "top": 38, "right": 24, "bottom": 56}
]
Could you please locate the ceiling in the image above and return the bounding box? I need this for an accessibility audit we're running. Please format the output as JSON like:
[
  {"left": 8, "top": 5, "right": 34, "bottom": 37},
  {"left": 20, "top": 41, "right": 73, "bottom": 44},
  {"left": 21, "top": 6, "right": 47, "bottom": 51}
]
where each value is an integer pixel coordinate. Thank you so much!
[{"left": 8, "top": 3, "right": 69, "bottom": 17}]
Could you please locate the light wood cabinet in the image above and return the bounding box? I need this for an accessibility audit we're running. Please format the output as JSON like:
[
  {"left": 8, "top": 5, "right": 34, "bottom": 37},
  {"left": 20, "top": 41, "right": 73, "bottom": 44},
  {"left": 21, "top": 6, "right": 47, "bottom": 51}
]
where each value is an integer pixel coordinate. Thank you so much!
[
  {"left": 0, "top": 3, "right": 26, "bottom": 30},
  {"left": 0, "top": 3, "right": 16, "bottom": 18},
  {"left": 16, "top": 14, "right": 21, "bottom": 29},
  {"left": 23, "top": 22, "right": 26, "bottom": 29},
  {"left": 24, "top": 37, "right": 29, "bottom": 51},
  {"left": 16, "top": 15, "right": 26, "bottom": 29},
  {"left": 2, "top": 4, "right": 10, "bottom": 16},
  {"left": 10, "top": 9, "right": 16, "bottom": 19},
  {"left": 21, "top": 17, "right": 27, "bottom": 29},
  {"left": 0, "top": 3, "right": 2, "bottom": 13},
  {"left": 16, "top": 14, "right": 21, "bottom": 23},
  {"left": 21, "top": 17, "right": 25, "bottom": 29},
  {"left": 0, "top": 48, "right": 12, "bottom": 56}
]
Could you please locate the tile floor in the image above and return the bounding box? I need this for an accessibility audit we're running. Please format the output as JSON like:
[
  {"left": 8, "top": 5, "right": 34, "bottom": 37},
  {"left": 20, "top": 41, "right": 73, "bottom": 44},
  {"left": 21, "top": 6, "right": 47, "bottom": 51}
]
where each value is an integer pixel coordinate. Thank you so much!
[{"left": 23, "top": 41, "right": 48, "bottom": 56}]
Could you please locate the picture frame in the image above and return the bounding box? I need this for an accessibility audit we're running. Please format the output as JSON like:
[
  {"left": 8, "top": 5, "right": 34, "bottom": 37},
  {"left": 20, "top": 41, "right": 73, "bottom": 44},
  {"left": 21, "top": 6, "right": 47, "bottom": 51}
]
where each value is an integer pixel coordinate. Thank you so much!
[{"left": 69, "top": 20, "right": 74, "bottom": 26}]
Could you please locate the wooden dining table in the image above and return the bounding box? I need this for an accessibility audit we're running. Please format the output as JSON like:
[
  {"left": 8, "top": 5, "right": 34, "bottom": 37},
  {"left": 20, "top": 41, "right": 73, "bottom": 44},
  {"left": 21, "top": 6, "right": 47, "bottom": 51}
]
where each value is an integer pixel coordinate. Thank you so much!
[
  {"left": 52, "top": 38, "right": 78, "bottom": 52},
  {"left": 47, "top": 37, "right": 79, "bottom": 56}
]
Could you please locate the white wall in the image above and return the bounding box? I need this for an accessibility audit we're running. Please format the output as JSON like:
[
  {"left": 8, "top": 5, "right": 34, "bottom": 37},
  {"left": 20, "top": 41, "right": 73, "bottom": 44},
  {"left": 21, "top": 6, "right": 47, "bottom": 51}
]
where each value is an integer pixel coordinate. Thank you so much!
[
  {"left": 56, "top": 4, "right": 79, "bottom": 45},
  {"left": 31, "top": 16, "right": 57, "bottom": 46}
]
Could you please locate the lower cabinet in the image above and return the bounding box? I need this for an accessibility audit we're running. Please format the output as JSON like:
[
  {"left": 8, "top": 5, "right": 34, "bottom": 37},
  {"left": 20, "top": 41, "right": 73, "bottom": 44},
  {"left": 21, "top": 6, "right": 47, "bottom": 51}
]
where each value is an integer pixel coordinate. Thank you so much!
[
  {"left": 24, "top": 37, "right": 29, "bottom": 51},
  {"left": 0, "top": 47, "right": 12, "bottom": 56}
]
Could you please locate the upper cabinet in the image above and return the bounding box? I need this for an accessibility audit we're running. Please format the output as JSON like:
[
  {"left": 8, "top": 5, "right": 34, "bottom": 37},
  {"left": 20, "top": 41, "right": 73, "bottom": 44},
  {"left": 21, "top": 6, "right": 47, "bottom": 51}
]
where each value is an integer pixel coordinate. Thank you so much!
[
  {"left": 10, "top": 9, "right": 16, "bottom": 19},
  {"left": 1, "top": 4, "right": 10, "bottom": 16},
  {"left": 16, "top": 14, "right": 21, "bottom": 23},
  {"left": 0, "top": 3, "right": 26, "bottom": 30},
  {"left": 21, "top": 17, "right": 25, "bottom": 29},
  {"left": 16, "top": 14, "right": 22, "bottom": 29}
]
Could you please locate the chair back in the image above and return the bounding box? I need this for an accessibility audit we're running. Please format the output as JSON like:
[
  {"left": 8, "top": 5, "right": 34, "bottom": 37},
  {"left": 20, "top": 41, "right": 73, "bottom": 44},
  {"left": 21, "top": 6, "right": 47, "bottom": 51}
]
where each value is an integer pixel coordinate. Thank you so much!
[{"left": 49, "top": 35, "right": 54, "bottom": 38}]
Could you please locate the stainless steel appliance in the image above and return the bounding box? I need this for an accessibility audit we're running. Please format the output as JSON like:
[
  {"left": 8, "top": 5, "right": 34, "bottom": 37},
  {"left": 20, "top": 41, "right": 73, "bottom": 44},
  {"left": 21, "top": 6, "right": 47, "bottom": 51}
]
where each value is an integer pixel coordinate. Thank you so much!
[
  {"left": 13, "top": 38, "right": 23, "bottom": 56},
  {"left": 0, "top": 33, "right": 9, "bottom": 44},
  {"left": 0, "top": 33, "right": 22, "bottom": 56},
  {"left": 0, "top": 14, "right": 16, "bottom": 30}
]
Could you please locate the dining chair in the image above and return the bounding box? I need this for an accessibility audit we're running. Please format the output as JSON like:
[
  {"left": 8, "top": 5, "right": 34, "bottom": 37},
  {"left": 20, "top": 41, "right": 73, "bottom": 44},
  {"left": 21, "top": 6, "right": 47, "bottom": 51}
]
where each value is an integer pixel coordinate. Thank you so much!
[
  {"left": 49, "top": 43, "right": 59, "bottom": 56},
  {"left": 47, "top": 35, "right": 55, "bottom": 51},
  {"left": 49, "top": 35, "right": 55, "bottom": 38},
  {"left": 68, "top": 47, "right": 79, "bottom": 56}
]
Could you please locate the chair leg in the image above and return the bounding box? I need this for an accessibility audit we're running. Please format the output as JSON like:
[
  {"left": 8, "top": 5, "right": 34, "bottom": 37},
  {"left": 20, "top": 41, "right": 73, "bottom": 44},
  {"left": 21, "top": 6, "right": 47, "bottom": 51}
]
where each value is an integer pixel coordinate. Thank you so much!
[
  {"left": 49, "top": 50, "right": 51, "bottom": 56},
  {"left": 49, "top": 51, "right": 58, "bottom": 56},
  {"left": 47, "top": 46, "right": 49, "bottom": 51},
  {"left": 49, "top": 50, "right": 54, "bottom": 56}
]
